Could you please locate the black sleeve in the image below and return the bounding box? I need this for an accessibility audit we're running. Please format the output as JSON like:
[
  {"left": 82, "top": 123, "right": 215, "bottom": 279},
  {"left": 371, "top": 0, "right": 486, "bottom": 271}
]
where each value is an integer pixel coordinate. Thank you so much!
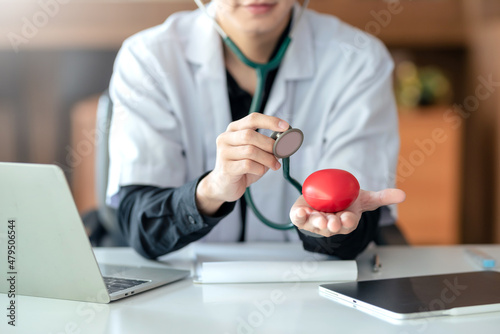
[
  {"left": 117, "top": 175, "right": 236, "bottom": 259},
  {"left": 297, "top": 208, "right": 381, "bottom": 260}
]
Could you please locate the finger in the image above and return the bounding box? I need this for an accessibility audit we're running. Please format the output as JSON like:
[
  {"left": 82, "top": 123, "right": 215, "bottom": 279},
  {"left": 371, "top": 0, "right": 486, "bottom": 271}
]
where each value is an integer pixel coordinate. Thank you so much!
[
  {"left": 226, "top": 113, "right": 289, "bottom": 133},
  {"left": 222, "top": 145, "right": 280, "bottom": 171},
  {"left": 290, "top": 196, "right": 316, "bottom": 229},
  {"left": 326, "top": 214, "right": 342, "bottom": 234},
  {"left": 309, "top": 212, "right": 328, "bottom": 230},
  {"left": 290, "top": 207, "right": 308, "bottom": 228},
  {"left": 360, "top": 188, "right": 406, "bottom": 212},
  {"left": 222, "top": 129, "right": 276, "bottom": 154},
  {"left": 338, "top": 211, "right": 359, "bottom": 233},
  {"left": 303, "top": 207, "right": 313, "bottom": 215},
  {"left": 223, "top": 159, "right": 268, "bottom": 177}
]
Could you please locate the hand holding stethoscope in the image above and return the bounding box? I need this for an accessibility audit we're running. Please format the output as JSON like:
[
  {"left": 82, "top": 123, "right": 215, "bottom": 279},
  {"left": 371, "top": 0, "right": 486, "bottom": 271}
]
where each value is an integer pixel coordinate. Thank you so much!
[{"left": 196, "top": 113, "right": 291, "bottom": 212}]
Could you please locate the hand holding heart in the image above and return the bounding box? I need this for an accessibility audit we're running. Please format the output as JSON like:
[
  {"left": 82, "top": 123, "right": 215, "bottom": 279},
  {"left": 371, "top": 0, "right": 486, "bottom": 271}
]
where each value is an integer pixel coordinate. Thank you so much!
[{"left": 290, "top": 169, "right": 406, "bottom": 237}]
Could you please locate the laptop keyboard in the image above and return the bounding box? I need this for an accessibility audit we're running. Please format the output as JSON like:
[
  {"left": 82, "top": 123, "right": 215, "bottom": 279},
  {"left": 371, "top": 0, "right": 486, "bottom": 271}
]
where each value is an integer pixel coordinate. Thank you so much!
[{"left": 103, "top": 276, "right": 150, "bottom": 294}]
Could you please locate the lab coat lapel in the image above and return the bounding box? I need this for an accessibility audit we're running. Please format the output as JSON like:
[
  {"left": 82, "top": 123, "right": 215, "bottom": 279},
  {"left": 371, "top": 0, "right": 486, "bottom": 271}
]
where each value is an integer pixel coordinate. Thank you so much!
[
  {"left": 186, "top": 7, "right": 232, "bottom": 169},
  {"left": 185, "top": 10, "right": 242, "bottom": 242},
  {"left": 264, "top": 5, "right": 315, "bottom": 119}
]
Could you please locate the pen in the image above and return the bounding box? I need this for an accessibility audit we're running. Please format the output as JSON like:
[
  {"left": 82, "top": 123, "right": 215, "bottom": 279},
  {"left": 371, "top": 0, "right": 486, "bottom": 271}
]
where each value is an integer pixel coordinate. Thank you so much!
[
  {"left": 372, "top": 254, "right": 382, "bottom": 272},
  {"left": 465, "top": 248, "right": 496, "bottom": 269}
]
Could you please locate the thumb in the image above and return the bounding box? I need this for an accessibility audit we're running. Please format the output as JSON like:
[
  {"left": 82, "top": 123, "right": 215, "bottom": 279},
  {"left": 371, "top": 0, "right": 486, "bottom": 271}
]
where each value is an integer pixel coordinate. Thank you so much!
[{"left": 361, "top": 188, "right": 406, "bottom": 212}]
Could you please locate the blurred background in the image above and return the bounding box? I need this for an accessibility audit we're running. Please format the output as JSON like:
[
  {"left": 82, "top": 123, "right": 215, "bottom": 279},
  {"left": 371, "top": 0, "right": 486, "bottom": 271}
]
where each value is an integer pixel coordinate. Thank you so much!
[{"left": 0, "top": 0, "right": 499, "bottom": 245}]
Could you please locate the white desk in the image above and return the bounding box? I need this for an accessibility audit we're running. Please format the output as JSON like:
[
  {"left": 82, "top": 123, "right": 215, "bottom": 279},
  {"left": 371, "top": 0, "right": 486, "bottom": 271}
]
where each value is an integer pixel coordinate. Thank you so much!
[{"left": 2, "top": 243, "right": 500, "bottom": 334}]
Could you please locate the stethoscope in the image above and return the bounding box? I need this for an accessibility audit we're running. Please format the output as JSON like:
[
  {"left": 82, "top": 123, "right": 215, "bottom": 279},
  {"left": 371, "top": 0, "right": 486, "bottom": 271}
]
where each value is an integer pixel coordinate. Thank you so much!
[{"left": 194, "top": 0, "right": 310, "bottom": 230}]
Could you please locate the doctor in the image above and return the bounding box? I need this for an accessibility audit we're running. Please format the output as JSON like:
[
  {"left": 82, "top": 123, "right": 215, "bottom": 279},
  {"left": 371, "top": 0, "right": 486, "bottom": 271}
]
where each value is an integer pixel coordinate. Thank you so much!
[{"left": 107, "top": 0, "right": 405, "bottom": 260}]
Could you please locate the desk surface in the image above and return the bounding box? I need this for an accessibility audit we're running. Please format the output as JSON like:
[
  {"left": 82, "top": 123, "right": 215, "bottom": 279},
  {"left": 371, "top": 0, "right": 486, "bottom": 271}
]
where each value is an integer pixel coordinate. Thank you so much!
[{"left": 2, "top": 243, "right": 500, "bottom": 333}]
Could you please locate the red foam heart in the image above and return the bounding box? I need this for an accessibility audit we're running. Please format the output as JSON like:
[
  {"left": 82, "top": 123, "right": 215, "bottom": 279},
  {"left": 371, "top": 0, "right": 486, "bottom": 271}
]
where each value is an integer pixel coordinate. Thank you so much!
[{"left": 303, "top": 169, "right": 360, "bottom": 213}]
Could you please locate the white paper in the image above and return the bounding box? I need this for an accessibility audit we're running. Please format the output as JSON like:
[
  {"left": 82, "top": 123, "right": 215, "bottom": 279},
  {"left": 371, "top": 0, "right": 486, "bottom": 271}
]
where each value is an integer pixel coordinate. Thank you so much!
[
  {"left": 193, "top": 242, "right": 335, "bottom": 262},
  {"left": 195, "top": 260, "right": 357, "bottom": 284}
]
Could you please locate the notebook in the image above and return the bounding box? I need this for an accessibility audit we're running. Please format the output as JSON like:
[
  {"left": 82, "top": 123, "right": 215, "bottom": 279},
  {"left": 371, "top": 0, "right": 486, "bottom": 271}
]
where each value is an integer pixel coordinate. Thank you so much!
[{"left": 0, "top": 163, "right": 189, "bottom": 303}]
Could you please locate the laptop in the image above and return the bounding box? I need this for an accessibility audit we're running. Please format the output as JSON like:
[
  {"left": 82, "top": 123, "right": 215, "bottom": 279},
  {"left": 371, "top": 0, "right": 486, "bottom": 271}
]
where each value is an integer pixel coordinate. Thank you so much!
[
  {"left": 319, "top": 271, "right": 500, "bottom": 322},
  {"left": 0, "top": 163, "right": 189, "bottom": 303}
]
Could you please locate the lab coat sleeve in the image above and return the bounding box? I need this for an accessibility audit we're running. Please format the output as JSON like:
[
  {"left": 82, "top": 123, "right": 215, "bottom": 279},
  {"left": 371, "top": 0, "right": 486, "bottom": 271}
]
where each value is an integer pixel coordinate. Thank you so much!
[
  {"left": 107, "top": 37, "right": 187, "bottom": 207},
  {"left": 299, "top": 38, "right": 398, "bottom": 258}
]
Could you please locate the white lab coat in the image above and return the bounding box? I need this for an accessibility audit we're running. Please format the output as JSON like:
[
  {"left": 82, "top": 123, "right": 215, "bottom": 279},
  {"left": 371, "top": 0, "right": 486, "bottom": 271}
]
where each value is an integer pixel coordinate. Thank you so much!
[{"left": 107, "top": 3, "right": 399, "bottom": 243}]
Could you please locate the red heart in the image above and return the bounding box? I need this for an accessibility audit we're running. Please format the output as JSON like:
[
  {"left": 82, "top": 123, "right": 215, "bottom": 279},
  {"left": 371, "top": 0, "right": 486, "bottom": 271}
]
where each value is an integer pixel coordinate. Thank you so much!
[{"left": 302, "top": 169, "right": 360, "bottom": 213}]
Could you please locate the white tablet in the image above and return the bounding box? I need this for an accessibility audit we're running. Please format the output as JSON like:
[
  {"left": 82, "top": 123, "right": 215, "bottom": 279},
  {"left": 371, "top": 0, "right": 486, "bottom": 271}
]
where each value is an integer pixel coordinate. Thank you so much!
[{"left": 319, "top": 271, "right": 500, "bottom": 321}]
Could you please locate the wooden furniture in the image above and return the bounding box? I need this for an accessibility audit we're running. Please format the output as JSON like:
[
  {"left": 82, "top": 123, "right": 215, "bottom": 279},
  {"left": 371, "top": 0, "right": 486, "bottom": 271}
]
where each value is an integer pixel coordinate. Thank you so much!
[
  {"left": 397, "top": 107, "right": 462, "bottom": 245},
  {"left": 70, "top": 95, "right": 100, "bottom": 215},
  {"left": 462, "top": 0, "right": 500, "bottom": 243}
]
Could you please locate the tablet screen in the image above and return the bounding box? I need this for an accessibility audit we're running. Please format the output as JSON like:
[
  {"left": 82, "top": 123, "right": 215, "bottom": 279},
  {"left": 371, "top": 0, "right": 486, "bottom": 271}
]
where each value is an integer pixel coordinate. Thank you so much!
[{"left": 320, "top": 271, "right": 500, "bottom": 318}]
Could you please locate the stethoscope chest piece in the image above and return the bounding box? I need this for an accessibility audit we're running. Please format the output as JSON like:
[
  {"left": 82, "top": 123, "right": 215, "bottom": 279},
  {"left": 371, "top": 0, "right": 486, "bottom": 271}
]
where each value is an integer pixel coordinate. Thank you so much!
[{"left": 271, "top": 127, "right": 304, "bottom": 159}]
